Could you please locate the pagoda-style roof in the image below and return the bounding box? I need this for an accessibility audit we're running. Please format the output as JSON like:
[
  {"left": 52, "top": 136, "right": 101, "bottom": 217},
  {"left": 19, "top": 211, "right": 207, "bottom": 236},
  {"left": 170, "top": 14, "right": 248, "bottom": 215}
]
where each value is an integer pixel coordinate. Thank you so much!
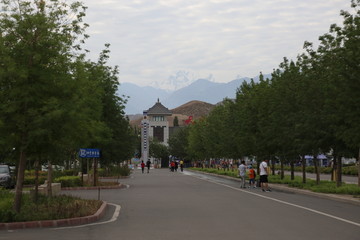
[{"left": 147, "top": 99, "right": 172, "bottom": 116}]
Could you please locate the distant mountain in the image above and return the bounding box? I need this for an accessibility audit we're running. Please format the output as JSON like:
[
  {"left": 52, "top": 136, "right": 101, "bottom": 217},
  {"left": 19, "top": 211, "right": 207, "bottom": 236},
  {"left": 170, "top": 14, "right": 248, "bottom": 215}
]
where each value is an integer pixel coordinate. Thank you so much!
[
  {"left": 118, "top": 74, "right": 271, "bottom": 115},
  {"left": 118, "top": 83, "right": 170, "bottom": 115},
  {"left": 150, "top": 70, "right": 199, "bottom": 91},
  {"left": 171, "top": 100, "right": 215, "bottom": 119},
  {"left": 129, "top": 100, "right": 215, "bottom": 128}
]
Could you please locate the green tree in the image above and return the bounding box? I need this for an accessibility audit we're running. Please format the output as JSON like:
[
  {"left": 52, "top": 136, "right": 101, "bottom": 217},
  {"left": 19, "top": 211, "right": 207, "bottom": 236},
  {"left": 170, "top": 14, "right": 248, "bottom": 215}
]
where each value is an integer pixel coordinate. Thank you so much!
[
  {"left": 173, "top": 116, "right": 179, "bottom": 127},
  {"left": 89, "top": 45, "right": 135, "bottom": 166},
  {"left": 168, "top": 126, "right": 190, "bottom": 160},
  {"left": 149, "top": 140, "right": 169, "bottom": 163},
  {"left": 0, "top": 0, "right": 89, "bottom": 212},
  {"left": 187, "top": 118, "right": 209, "bottom": 162}
]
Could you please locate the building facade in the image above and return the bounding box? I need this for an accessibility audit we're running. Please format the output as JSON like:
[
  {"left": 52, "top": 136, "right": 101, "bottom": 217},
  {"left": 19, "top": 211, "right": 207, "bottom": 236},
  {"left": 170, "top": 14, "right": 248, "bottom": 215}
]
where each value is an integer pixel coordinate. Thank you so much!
[{"left": 141, "top": 99, "right": 172, "bottom": 165}]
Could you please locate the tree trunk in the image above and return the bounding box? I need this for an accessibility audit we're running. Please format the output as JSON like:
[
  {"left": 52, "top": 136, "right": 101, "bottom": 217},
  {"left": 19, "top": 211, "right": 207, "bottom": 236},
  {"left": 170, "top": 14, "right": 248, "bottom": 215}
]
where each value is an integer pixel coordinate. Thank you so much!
[
  {"left": 302, "top": 155, "right": 306, "bottom": 183},
  {"left": 34, "top": 159, "right": 40, "bottom": 203},
  {"left": 93, "top": 158, "right": 97, "bottom": 186},
  {"left": 358, "top": 147, "right": 360, "bottom": 187},
  {"left": 47, "top": 160, "right": 52, "bottom": 197},
  {"left": 331, "top": 155, "right": 337, "bottom": 181},
  {"left": 336, "top": 155, "right": 342, "bottom": 187},
  {"left": 271, "top": 158, "right": 275, "bottom": 175},
  {"left": 13, "top": 150, "right": 27, "bottom": 213},
  {"left": 314, "top": 157, "right": 320, "bottom": 185},
  {"left": 290, "top": 160, "right": 294, "bottom": 180},
  {"left": 280, "top": 159, "right": 284, "bottom": 180}
]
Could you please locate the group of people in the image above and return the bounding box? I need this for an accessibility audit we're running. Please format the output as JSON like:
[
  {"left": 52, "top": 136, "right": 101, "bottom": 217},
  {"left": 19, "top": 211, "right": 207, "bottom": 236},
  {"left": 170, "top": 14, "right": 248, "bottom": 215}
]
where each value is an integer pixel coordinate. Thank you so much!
[
  {"left": 238, "top": 159, "right": 271, "bottom": 192},
  {"left": 170, "top": 160, "right": 184, "bottom": 172},
  {"left": 140, "top": 160, "right": 151, "bottom": 173}
]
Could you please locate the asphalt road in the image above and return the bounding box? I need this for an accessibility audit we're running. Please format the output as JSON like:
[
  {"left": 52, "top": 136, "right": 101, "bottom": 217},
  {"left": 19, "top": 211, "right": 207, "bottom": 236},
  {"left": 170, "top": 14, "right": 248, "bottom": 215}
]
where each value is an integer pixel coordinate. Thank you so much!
[{"left": 1, "top": 169, "right": 360, "bottom": 240}]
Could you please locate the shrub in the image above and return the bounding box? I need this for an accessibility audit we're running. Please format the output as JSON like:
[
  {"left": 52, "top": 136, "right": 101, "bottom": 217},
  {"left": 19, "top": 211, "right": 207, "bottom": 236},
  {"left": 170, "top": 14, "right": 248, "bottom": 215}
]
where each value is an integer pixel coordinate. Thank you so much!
[
  {"left": 0, "top": 190, "right": 16, "bottom": 222},
  {"left": 23, "top": 176, "right": 47, "bottom": 185},
  {"left": 342, "top": 166, "right": 358, "bottom": 176},
  {"left": 54, "top": 176, "right": 82, "bottom": 188},
  {"left": 96, "top": 165, "right": 131, "bottom": 177},
  {"left": 25, "top": 170, "right": 48, "bottom": 177},
  {"left": 62, "top": 169, "right": 79, "bottom": 176},
  {"left": 0, "top": 192, "right": 102, "bottom": 222}
]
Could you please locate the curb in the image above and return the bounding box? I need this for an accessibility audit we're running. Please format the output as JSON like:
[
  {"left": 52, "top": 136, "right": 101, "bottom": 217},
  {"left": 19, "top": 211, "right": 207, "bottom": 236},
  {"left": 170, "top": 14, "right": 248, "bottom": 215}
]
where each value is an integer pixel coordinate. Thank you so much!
[
  {"left": 0, "top": 201, "right": 108, "bottom": 231},
  {"left": 62, "top": 183, "right": 125, "bottom": 190},
  {"left": 187, "top": 169, "right": 360, "bottom": 206}
]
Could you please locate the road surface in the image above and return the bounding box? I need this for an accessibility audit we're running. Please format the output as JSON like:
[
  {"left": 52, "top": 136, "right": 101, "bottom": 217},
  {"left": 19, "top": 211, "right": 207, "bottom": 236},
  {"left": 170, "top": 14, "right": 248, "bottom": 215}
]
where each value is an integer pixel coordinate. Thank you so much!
[{"left": 1, "top": 169, "right": 359, "bottom": 240}]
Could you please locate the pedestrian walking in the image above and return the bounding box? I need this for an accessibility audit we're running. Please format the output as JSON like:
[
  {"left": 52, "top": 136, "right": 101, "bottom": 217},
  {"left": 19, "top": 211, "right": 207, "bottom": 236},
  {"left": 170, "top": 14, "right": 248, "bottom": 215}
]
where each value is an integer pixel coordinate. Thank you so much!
[
  {"left": 180, "top": 160, "right": 184, "bottom": 172},
  {"left": 175, "top": 161, "right": 178, "bottom": 172},
  {"left": 259, "top": 159, "right": 271, "bottom": 192},
  {"left": 146, "top": 159, "right": 151, "bottom": 173},
  {"left": 170, "top": 161, "right": 175, "bottom": 172},
  {"left": 141, "top": 161, "right": 145, "bottom": 173},
  {"left": 238, "top": 160, "right": 247, "bottom": 188},
  {"left": 248, "top": 165, "right": 256, "bottom": 188}
]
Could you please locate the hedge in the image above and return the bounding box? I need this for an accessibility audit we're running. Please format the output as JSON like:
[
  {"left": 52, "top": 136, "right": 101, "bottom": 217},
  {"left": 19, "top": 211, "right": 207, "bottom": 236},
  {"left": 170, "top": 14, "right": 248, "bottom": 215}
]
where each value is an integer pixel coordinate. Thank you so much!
[{"left": 54, "top": 176, "right": 82, "bottom": 188}]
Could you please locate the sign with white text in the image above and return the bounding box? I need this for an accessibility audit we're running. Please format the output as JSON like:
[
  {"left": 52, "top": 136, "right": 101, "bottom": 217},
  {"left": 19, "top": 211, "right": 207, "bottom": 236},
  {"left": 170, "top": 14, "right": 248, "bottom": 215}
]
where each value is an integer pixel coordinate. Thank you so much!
[{"left": 79, "top": 148, "right": 100, "bottom": 158}]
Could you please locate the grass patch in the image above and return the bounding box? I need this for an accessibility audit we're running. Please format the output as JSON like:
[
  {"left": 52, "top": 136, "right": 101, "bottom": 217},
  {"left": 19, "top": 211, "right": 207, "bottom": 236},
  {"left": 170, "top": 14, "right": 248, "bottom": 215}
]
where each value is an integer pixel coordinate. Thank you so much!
[
  {"left": 190, "top": 168, "right": 360, "bottom": 196},
  {"left": 0, "top": 189, "right": 102, "bottom": 223}
]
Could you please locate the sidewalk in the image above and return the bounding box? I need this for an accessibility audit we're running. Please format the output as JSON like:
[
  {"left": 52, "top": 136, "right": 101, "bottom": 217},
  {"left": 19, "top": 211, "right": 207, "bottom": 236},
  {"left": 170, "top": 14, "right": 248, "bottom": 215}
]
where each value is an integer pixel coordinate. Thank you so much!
[{"left": 188, "top": 169, "right": 360, "bottom": 206}]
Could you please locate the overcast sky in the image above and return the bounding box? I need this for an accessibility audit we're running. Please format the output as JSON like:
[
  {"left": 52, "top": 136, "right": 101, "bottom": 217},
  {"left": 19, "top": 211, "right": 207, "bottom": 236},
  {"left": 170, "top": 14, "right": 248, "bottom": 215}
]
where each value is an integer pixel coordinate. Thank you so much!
[{"left": 83, "top": 0, "right": 352, "bottom": 90}]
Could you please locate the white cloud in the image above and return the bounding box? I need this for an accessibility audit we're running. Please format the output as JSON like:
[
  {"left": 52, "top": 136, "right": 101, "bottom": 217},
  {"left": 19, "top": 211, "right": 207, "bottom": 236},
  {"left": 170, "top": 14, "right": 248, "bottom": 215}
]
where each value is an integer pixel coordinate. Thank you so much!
[{"left": 82, "top": 0, "right": 353, "bottom": 89}]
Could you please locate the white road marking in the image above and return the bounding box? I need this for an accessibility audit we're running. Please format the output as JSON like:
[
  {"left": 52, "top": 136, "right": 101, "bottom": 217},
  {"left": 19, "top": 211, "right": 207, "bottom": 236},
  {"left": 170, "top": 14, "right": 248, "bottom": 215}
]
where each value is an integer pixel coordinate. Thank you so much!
[
  {"left": 185, "top": 171, "right": 360, "bottom": 228},
  {"left": 53, "top": 203, "right": 121, "bottom": 230}
]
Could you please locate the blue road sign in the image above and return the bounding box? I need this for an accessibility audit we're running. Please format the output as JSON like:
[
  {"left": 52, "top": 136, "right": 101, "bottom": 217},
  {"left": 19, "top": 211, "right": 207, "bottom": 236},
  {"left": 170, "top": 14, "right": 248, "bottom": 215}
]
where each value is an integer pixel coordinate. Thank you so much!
[{"left": 79, "top": 148, "right": 100, "bottom": 158}]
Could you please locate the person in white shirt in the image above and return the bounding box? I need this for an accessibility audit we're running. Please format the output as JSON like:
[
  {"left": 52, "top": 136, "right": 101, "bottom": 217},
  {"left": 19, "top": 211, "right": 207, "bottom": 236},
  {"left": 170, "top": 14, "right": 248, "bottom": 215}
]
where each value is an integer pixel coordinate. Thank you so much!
[
  {"left": 238, "top": 160, "right": 247, "bottom": 188},
  {"left": 259, "top": 159, "right": 271, "bottom": 192}
]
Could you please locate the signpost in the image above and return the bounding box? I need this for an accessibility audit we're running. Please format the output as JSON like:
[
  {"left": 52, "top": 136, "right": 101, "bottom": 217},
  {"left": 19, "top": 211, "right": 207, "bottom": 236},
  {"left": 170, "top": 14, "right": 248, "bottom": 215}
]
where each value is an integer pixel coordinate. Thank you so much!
[
  {"left": 79, "top": 148, "right": 100, "bottom": 158},
  {"left": 79, "top": 148, "right": 100, "bottom": 187}
]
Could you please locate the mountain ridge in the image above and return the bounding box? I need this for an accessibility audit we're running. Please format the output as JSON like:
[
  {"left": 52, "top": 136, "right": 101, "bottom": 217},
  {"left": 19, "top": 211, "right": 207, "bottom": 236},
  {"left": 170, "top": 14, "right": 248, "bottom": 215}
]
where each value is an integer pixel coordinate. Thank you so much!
[
  {"left": 129, "top": 100, "right": 215, "bottom": 127},
  {"left": 118, "top": 74, "right": 271, "bottom": 114}
]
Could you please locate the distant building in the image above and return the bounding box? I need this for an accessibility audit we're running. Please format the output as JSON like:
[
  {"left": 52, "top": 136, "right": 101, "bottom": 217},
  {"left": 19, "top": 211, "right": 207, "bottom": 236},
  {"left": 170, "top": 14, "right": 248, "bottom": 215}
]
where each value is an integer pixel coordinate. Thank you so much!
[
  {"left": 141, "top": 99, "right": 172, "bottom": 166},
  {"left": 147, "top": 98, "right": 172, "bottom": 145}
]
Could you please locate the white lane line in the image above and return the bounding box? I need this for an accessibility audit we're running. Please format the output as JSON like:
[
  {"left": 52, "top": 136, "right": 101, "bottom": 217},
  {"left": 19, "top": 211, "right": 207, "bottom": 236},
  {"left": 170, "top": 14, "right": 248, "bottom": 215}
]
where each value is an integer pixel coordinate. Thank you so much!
[
  {"left": 187, "top": 172, "right": 360, "bottom": 228},
  {"left": 53, "top": 203, "right": 121, "bottom": 230}
]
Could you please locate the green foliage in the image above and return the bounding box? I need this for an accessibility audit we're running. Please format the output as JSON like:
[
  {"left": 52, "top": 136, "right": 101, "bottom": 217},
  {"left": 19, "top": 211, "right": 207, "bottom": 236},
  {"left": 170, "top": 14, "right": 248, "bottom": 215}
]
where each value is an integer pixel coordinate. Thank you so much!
[
  {"left": 150, "top": 140, "right": 169, "bottom": 160},
  {"left": 54, "top": 176, "right": 82, "bottom": 188},
  {"left": 0, "top": 0, "right": 135, "bottom": 212},
  {"left": 23, "top": 176, "right": 47, "bottom": 185},
  {"left": 0, "top": 190, "right": 16, "bottom": 222},
  {"left": 61, "top": 169, "right": 80, "bottom": 176},
  {"left": 274, "top": 165, "right": 358, "bottom": 175},
  {"left": 111, "top": 165, "right": 131, "bottom": 177},
  {"left": 23, "top": 169, "right": 79, "bottom": 185},
  {"left": 168, "top": 126, "right": 190, "bottom": 160},
  {"left": 91, "top": 165, "right": 130, "bottom": 177},
  {"left": 0, "top": 190, "right": 102, "bottom": 222},
  {"left": 191, "top": 167, "right": 239, "bottom": 178},
  {"left": 173, "top": 116, "right": 179, "bottom": 127},
  {"left": 25, "top": 170, "right": 48, "bottom": 177},
  {"left": 342, "top": 166, "right": 358, "bottom": 175},
  {"left": 184, "top": 2, "right": 360, "bottom": 189}
]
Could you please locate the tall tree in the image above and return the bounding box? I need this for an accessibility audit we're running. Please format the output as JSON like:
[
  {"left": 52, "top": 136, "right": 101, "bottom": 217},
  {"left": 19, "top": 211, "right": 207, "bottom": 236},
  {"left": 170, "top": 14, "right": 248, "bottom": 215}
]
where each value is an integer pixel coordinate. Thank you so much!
[
  {"left": 168, "top": 126, "right": 190, "bottom": 160},
  {"left": 0, "top": 0, "right": 88, "bottom": 212}
]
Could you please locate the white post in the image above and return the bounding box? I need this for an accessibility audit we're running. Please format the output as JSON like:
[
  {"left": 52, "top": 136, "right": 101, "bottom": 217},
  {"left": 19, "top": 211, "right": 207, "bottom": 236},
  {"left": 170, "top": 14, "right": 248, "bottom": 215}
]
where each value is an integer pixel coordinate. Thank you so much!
[{"left": 141, "top": 113, "right": 150, "bottom": 163}]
